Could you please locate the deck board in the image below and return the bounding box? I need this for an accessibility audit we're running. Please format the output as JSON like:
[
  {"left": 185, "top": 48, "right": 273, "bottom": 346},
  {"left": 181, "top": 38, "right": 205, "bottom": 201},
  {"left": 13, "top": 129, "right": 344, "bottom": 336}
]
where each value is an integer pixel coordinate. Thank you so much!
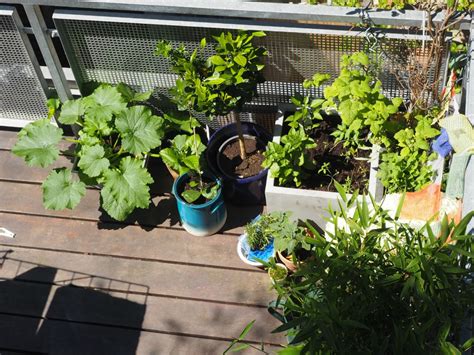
[
  {"left": 0, "top": 313, "right": 276, "bottom": 354},
  {"left": 0, "top": 212, "right": 252, "bottom": 270},
  {"left": 0, "top": 275, "right": 280, "bottom": 343},
  {"left": 0, "top": 127, "right": 279, "bottom": 353}
]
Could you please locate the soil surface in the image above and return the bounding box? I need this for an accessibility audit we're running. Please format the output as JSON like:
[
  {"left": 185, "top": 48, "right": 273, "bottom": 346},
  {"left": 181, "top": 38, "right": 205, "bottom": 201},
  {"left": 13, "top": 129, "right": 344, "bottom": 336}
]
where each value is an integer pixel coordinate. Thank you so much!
[
  {"left": 219, "top": 137, "right": 265, "bottom": 178},
  {"left": 280, "top": 115, "right": 370, "bottom": 193}
]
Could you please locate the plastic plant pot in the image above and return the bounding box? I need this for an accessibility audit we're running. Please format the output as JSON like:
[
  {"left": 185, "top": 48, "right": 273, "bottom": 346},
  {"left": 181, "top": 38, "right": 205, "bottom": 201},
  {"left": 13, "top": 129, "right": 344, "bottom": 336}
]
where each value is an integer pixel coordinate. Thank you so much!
[
  {"left": 237, "top": 233, "right": 275, "bottom": 267},
  {"left": 172, "top": 172, "right": 227, "bottom": 237},
  {"left": 206, "top": 122, "right": 272, "bottom": 205},
  {"left": 268, "top": 263, "right": 288, "bottom": 285}
]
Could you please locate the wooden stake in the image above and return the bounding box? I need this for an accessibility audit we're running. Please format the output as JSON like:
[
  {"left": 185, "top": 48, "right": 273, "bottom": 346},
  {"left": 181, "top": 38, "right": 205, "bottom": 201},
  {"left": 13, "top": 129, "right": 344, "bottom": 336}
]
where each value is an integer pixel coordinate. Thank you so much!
[{"left": 231, "top": 110, "right": 247, "bottom": 160}]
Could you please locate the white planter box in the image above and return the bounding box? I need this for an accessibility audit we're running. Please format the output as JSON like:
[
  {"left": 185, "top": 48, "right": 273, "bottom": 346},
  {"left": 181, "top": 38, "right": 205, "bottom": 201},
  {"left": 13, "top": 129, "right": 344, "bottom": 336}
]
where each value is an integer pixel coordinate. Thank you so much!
[{"left": 265, "top": 104, "right": 383, "bottom": 227}]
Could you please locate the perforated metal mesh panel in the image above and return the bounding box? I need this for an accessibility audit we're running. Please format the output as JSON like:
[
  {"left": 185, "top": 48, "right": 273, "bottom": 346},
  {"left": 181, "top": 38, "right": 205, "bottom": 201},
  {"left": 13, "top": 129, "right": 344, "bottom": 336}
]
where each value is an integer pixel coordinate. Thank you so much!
[
  {"left": 54, "top": 11, "right": 447, "bottom": 129},
  {"left": 0, "top": 7, "right": 48, "bottom": 127}
]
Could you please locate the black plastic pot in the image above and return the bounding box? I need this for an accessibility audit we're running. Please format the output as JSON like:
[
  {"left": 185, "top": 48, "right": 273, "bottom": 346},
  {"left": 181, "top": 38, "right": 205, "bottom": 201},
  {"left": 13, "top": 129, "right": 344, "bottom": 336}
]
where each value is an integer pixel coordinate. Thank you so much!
[{"left": 206, "top": 122, "right": 272, "bottom": 205}]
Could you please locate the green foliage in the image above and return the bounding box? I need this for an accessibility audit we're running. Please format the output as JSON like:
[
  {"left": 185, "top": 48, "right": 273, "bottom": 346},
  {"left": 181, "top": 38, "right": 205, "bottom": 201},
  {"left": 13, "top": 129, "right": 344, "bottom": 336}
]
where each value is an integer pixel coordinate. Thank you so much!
[
  {"left": 270, "top": 195, "right": 474, "bottom": 354},
  {"left": 12, "top": 119, "right": 63, "bottom": 168},
  {"left": 269, "top": 212, "right": 309, "bottom": 255},
  {"left": 262, "top": 128, "right": 316, "bottom": 187},
  {"left": 42, "top": 168, "right": 86, "bottom": 210},
  {"left": 155, "top": 31, "right": 267, "bottom": 118},
  {"left": 159, "top": 121, "right": 219, "bottom": 205},
  {"left": 268, "top": 263, "right": 288, "bottom": 282},
  {"left": 161, "top": 111, "right": 200, "bottom": 135},
  {"left": 307, "top": 0, "right": 472, "bottom": 10},
  {"left": 245, "top": 212, "right": 286, "bottom": 251},
  {"left": 101, "top": 156, "right": 153, "bottom": 221},
  {"left": 323, "top": 52, "right": 403, "bottom": 152},
  {"left": 115, "top": 105, "right": 164, "bottom": 155},
  {"left": 180, "top": 176, "right": 220, "bottom": 204},
  {"left": 160, "top": 133, "right": 206, "bottom": 176},
  {"left": 12, "top": 83, "right": 164, "bottom": 221},
  {"left": 378, "top": 112, "right": 439, "bottom": 193},
  {"left": 265, "top": 51, "right": 439, "bottom": 194}
]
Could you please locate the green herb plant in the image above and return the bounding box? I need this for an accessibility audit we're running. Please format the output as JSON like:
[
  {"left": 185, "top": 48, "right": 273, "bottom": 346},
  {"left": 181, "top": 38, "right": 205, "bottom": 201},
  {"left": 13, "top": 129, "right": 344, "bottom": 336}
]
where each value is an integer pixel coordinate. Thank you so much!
[
  {"left": 12, "top": 83, "right": 164, "bottom": 221},
  {"left": 155, "top": 31, "right": 267, "bottom": 160},
  {"left": 161, "top": 127, "right": 219, "bottom": 205},
  {"left": 378, "top": 112, "right": 440, "bottom": 193},
  {"left": 159, "top": 118, "right": 203, "bottom": 176},
  {"left": 268, "top": 262, "right": 288, "bottom": 283},
  {"left": 262, "top": 127, "right": 316, "bottom": 187},
  {"left": 323, "top": 52, "right": 403, "bottom": 153},
  {"left": 269, "top": 191, "right": 474, "bottom": 354}
]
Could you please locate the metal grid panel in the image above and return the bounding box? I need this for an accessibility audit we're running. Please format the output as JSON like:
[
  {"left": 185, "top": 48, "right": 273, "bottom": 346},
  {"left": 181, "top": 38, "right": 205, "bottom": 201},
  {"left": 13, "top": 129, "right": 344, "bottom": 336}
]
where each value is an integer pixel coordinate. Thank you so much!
[
  {"left": 53, "top": 10, "right": 447, "bottom": 129},
  {"left": 0, "top": 7, "right": 48, "bottom": 127}
]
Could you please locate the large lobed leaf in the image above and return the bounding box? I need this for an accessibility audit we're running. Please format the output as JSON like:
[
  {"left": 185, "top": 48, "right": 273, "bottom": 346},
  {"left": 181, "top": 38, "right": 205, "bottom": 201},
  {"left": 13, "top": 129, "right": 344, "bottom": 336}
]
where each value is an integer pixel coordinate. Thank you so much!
[
  {"left": 116, "top": 105, "right": 164, "bottom": 155},
  {"left": 58, "top": 98, "right": 85, "bottom": 125},
  {"left": 42, "top": 168, "right": 86, "bottom": 210},
  {"left": 78, "top": 145, "right": 110, "bottom": 178},
  {"left": 101, "top": 156, "right": 153, "bottom": 221},
  {"left": 82, "top": 85, "right": 127, "bottom": 135},
  {"left": 12, "top": 119, "right": 63, "bottom": 168}
]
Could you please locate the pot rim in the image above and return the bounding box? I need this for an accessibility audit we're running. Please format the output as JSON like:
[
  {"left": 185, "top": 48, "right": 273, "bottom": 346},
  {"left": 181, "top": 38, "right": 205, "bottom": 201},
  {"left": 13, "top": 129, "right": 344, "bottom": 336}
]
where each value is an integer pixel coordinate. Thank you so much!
[
  {"left": 172, "top": 172, "right": 222, "bottom": 209},
  {"left": 208, "top": 121, "right": 271, "bottom": 183}
]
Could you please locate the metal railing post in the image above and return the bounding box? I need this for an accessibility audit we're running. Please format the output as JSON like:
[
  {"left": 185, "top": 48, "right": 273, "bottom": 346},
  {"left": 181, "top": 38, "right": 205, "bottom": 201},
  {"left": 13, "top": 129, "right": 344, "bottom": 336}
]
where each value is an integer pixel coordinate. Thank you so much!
[{"left": 23, "top": 4, "right": 72, "bottom": 102}]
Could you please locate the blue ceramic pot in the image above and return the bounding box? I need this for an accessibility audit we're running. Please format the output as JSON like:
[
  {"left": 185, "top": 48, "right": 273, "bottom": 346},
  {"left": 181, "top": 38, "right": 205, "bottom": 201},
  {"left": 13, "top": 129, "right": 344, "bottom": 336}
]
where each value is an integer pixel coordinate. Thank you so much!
[
  {"left": 206, "top": 122, "right": 272, "bottom": 205},
  {"left": 172, "top": 173, "right": 227, "bottom": 237}
]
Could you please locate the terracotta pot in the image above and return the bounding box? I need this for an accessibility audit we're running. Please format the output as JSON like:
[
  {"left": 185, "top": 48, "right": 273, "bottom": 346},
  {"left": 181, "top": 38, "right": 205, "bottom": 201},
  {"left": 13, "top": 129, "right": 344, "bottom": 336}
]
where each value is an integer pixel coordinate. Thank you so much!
[
  {"left": 277, "top": 251, "right": 298, "bottom": 273},
  {"left": 166, "top": 165, "right": 179, "bottom": 180}
]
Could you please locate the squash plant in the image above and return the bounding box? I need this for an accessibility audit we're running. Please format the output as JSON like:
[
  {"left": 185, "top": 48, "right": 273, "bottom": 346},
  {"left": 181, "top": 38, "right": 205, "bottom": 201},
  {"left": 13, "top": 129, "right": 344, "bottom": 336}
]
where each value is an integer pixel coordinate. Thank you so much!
[
  {"left": 12, "top": 83, "right": 165, "bottom": 221},
  {"left": 155, "top": 31, "right": 267, "bottom": 160}
]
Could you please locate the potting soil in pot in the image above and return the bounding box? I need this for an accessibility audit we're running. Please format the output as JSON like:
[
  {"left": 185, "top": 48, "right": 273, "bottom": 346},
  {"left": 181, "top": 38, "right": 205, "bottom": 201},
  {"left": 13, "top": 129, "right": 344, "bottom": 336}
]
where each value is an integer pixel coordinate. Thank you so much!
[
  {"left": 281, "top": 114, "right": 370, "bottom": 192},
  {"left": 219, "top": 137, "right": 265, "bottom": 178}
]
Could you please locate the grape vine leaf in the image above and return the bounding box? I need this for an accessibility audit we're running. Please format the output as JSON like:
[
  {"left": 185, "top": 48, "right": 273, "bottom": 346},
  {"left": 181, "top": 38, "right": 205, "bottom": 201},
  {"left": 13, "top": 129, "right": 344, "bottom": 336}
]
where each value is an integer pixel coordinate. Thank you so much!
[
  {"left": 116, "top": 105, "right": 164, "bottom": 155},
  {"left": 78, "top": 145, "right": 110, "bottom": 177},
  {"left": 101, "top": 156, "right": 153, "bottom": 221},
  {"left": 12, "top": 119, "right": 63, "bottom": 168},
  {"left": 42, "top": 168, "right": 86, "bottom": 210},
  {"left": 58, "top": 98, "right": 85, "bottom": 125}
]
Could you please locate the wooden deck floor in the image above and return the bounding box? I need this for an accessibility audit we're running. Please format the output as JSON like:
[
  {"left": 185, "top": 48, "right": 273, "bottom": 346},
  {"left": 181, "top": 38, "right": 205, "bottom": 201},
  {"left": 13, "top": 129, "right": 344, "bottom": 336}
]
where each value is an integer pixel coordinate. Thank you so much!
[{"left": 0, "top": 129, "right": 282, "bottom": 354}]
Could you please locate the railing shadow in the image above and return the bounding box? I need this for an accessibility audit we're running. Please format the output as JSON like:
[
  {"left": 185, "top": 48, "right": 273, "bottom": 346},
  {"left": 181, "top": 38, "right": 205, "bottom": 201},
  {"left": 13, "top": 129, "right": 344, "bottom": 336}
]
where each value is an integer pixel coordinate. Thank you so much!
[{"left": 0, "top": 250, "right": 148, "bottom": 354}]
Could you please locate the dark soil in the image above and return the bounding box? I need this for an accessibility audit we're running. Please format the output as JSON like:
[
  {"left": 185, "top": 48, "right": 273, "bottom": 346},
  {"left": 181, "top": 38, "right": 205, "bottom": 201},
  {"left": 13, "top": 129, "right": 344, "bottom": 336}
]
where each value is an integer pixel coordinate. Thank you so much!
[
  {"left": 219, "top": 137, "right": 265, "bottom": 178},
  {"left": 280, "top": 115, "right": 370, "bottom": 193}
]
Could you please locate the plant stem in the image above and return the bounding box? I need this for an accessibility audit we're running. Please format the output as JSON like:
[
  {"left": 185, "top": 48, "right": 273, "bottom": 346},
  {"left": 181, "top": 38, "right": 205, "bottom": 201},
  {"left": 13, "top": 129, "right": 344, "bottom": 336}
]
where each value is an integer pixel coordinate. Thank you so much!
[
  {"left": 192, "top": 127, "right": 203, "bottom": 189},
  {"left": 65, "top": 138, "right": 80, "bottom": 144},
  {"left": 231, "top": 110, "right": 247, "bottom": 160}
]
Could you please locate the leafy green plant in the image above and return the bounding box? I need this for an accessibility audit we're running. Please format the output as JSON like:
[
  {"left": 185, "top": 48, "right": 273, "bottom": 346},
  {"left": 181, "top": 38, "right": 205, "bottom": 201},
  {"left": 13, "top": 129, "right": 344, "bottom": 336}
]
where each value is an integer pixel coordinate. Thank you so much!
[
  {"left": 12, "top": 83, "right": 164, "bottom": 221},
  {"left": 378, "top": 112, "right": 440, "bottom": 193},
  {"left": 269, "top": 212, "right": 309, "bottom": 256},
  {"left": 181, "top": 175, "right": 220, "bottom": 204},
  {"left": 245, "top": 212, "right": 291, "bottom": 251},
  {"left": 286, "top": 73, "right": 331, "bottom": 132},
  {"left": 159, "top": 124, "right": 204, "bottom": 177},
  {"left": 155, "top": 31, "right": 267, "bottom": 160},
  {"left": 163, "top": 128, "right": 219, "bottom": 205},
  {"left": 269, "top": 262, "right": 288, "bottom": 279},
  {"left": 262, "top": 128, "right": 316, "bottom": 187},
  {"left": 269, "top": 191, "right": 474, "bottom": 354},
  {"left": 323, "top": 52, "right": 403, "bottom": 152}
]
